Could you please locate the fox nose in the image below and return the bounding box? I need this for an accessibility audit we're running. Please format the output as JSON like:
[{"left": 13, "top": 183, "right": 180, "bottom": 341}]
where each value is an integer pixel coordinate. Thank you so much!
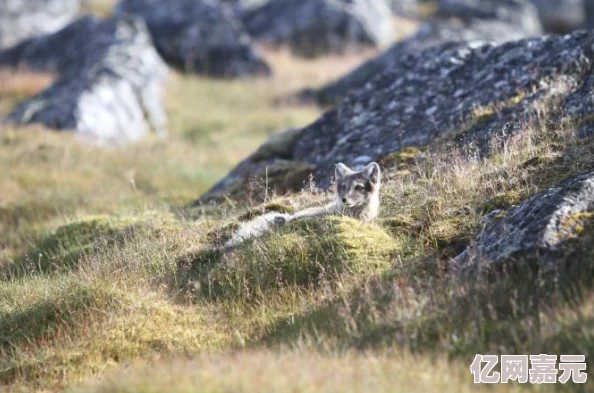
[{"left": 342, "top": 198, "right": 347, "bottom": 203}]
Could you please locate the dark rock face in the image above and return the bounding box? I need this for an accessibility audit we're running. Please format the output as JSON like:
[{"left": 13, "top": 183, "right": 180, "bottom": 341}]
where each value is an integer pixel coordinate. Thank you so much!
[
  {"left": 455, "top": 170, "right": 594, "bottom": 271},
  {"left": 241, "top": 0, "right": 394, "bottom": 58},
  {"left": 116, "top": 0, "right": 270, "bottom": 78},
  {"left": 312, "top": 0, "right": 542, "bottom": 105},
  {"left": 5, "top": 16, "right": 168, "bottom": 145},
  {"left": 202, "top": 31, "right": 594, "bottom": 200},
  {"left": 0, "top": 0, "right": 81, "bottom": 49},
  {"left": 0, "top": 16, "right": 102, "bottom": 73}
]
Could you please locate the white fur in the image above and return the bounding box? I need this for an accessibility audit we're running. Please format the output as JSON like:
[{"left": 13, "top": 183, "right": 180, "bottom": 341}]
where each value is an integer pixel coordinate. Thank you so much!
[
  {"left": 223, "top": 212, "right": 294, "bottom": 249},
  {"left": 223, "top": 162, "right": 381, "bottom": 250},
  {"left": 335, "top": 162, "right": 353, "bottom": 178}
]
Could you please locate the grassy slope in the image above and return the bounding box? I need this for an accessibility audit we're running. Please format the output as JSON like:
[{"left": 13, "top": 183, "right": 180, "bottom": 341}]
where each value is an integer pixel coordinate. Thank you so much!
[{"left": 1, "top": 44, "right": 593, "bottom": 393}]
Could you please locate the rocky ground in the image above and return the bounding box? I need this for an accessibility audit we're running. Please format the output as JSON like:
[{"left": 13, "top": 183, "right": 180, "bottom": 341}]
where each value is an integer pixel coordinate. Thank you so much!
[{"left": 1, "top": 0, "right": 594, "bottom": 392}]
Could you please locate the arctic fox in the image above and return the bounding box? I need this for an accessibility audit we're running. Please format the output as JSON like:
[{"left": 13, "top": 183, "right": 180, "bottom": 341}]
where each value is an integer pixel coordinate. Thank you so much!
[{"left": 222, "top": 162, "right": 381, "bottom": 250}]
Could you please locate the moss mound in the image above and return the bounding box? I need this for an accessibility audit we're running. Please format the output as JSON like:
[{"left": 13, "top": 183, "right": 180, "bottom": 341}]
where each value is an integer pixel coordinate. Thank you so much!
[
  {"left": 5, "top": 213, "right": 181, "bottom": 278},
  {"left": 191, "top": 216, "right": 399, "bottom": 299},
  {"left": 0, "top": 277, "right": 225, "bottom": 386},
  {"left": 0, "top": 280, "right": 127, "bottom": 351}
]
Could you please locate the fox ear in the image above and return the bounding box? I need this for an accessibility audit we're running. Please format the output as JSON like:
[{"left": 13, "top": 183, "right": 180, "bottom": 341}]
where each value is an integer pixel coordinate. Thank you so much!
[
  {"left": 362, "top": 162, "right": 380, "bottom": 184},
  {"left": 335, "top": 163, "right": 352, "bottom": 179}
]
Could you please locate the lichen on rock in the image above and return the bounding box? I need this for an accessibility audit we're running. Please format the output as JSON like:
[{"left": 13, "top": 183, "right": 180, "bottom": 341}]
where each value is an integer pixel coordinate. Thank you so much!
[
  {"left": 455, "top": 170, "right": 594, "bottom": 273},
  {"left": 204, "top": 30, "right": 594, "bottom": 200},
  {"left": 2, "top": 16, "right": 169, "bottom": 144}
]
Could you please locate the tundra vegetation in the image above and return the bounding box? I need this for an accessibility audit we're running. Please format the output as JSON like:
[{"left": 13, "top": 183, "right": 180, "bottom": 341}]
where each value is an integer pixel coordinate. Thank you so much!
[{"left": 1, "top": 3, "right": 593, "bottom": 393}]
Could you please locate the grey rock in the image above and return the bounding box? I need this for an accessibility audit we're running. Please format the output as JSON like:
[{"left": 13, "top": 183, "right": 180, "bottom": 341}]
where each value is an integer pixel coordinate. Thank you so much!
[
  {"left": 312, "top": 0, "right": 543, "bottom": 105},
  {"left": 0, "top": 0, "right": 81, "bottom": 49},
  {"left": 116, "top": 0, "right": 270, "bottom": 77},
  {"left": 577, "top": 123, "right": 594, "bottom": 140},
  {"left": 385, "top": 0, "right": 434, "bottom": 17},
  {"left": 531, "top": 0, "right": 586, "bottom": 33},
  {"left": 314, "top": 16, "right": 534, "bottom": 105},
  {"left": 455, "top": 170, "right": 594, "bottom": 271},
  {"left": 5, "top": 16, "right": 168, "bottom": 145},
  {"left": 220, "top": 0, "right": 269, "bottom": 12},
  {"left": 201, "top": 31, "right": 594, "bottom": 200},
  {"left": 437, "top": 0, "right": 543, "bottom": 35},
  {"left": 240, "top": 0, "right": 394, "bottom": 58},
  {"left": 0, "top": 16, "right": 102, "bottom": 73}
]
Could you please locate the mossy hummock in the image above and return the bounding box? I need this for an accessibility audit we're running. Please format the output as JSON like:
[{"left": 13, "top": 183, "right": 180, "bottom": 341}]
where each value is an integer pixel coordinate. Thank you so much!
[{"left": 192, "top": 216, "right": 399, "bottom": 299}]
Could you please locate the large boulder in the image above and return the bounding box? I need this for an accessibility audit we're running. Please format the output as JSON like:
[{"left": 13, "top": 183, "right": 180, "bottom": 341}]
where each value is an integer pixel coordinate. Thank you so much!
[
  {"left": 313, "top": 17, "right": 534, "bottom": 105},
  {"left": 455, "top": 170, "right": 594, "bottom": 271},
  {"left": 116, "top": 0, "right": 270, "bottom": 78},
  {"left": 0, "top": 0, "right": 81, "bottom": 49},
  {"left": 201, "top": 31, "right": 594, "bottom": 201},
  {"left": 392, "top": 0, "right": 590, "bottom": 32},
  {"left": 310, "top": 0, "right": 542, "bottom": 105},
  {"left": 240, "top": 0, "right": 394, "bottom": 58},
  {"left": 4, "top": 16, "right": 168, "bottom": 145}
]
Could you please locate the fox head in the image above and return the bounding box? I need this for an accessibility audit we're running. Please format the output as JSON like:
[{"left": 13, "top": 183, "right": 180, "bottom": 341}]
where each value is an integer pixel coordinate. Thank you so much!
[{"left": 334, "top": 162, "right": 381, "bottom": 208}]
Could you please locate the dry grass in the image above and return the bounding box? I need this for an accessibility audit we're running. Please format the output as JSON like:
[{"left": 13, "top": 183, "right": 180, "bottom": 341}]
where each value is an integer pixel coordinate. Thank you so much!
[
  {"left": 79, "top": 351, "right": 532, "bottom": 393},
  {"left": 1, "top": 45, "right": 593, "bottom": 393},
  {"left": 0, "top": 70, "right": 55, "bottom": 116}
]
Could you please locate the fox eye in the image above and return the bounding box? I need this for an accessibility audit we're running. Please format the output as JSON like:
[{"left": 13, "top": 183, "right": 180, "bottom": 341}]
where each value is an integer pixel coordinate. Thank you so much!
[
  {"left": 340, "top": 184, "right": 347, "bottom": 191},
  {"left": 355, "top": 185, "right": 365, "bottom": 192}
]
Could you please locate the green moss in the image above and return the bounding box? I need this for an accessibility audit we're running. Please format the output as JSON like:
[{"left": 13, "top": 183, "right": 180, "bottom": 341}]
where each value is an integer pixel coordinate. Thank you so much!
[
  {"left": 520, "top": 155, "right": 556, "bottom": 169},
  {"left": 382, "top": 213, "right": 471, "bottom": 257},
  {"left": 0, "top": 280, "right": 127, "bottom": 350},
  {"left": 559, "top": 212, "right": 594, "bottom": 239},
  {"left": 5, "top": 213, "right": 181, "bottom": 278},
  {"left": 381, "top": 215, "right": 424, "bottom": 238},
  {"left": 427, "top": 217, "right": 472, "bottom": 257},
  {"left": 472, "top": 108, "right": 496, "bottom": 126},
  {"left": 0, "top": 277, "right": 226, "bottom": 387},
  {"left": 192, "top": 216, "right": 399, "bottom": 299},
  {"left": 504, "top": 93, "right": 526, "bottom": 107},
  {"left": 433, "top": 92, "right": 527, "bottom": 146},
  {"left": 380, "top": 147, "right": 424, "bottom": 171},
  {"left": 483, "top": 189, "right": 526, "bottom": 212}
]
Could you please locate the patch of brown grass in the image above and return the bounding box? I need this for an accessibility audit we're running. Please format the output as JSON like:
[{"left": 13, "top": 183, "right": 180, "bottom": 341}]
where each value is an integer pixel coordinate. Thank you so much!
[
  {"left": 0, "top": 70, "right": 55, "bottom": 116},
  {"left": 82, "top": 0, "right": 118, "bottom": 17},
  {"left": 79, "top": 350, "right": 531, "bottom": 393}
]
